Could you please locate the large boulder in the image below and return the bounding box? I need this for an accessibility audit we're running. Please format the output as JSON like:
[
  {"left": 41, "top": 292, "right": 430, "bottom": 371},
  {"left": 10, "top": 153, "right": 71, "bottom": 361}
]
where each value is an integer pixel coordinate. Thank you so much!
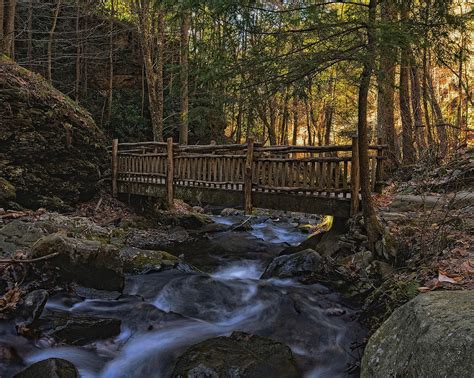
[
  {"left": 0, "top": 56, "right": 106, "bottom": 211},
  {"left": 14, "top": 358, "right": 79, "bottom": 378},
  {"left": 172, "top": 332, "right": 300, "bottom": 378},
  {"left": 30, "top": 234, "right": 124, "bottom": 291},
  {"left": 361, "top": 291, "right": 474, "bottom": 378}
]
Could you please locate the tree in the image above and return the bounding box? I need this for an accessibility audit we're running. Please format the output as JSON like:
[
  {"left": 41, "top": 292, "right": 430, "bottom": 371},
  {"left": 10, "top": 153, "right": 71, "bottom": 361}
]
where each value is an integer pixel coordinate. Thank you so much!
[
  {"left": 47, "top": 0, "right": 62, "bottom": 84},
  {"left": 376, "top": 0, "right": 399, "bottom": 169},
  {"left": 399, "top": 0, "right": 416, "bottom": 164},
  {"left": 179, "top": 9, "right": 190, "bottom": 144},
  {"left": 358, "top": 0, "right": 383, "bottom": 252},
  {"left": 3, "top": 0, "right": 16, "bottom": 57}
]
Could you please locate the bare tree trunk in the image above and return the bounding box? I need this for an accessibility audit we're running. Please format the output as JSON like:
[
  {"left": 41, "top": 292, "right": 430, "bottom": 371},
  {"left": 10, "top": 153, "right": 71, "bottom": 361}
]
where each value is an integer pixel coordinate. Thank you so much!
[
  {"left": 323, "top": 103, "right": 333, "bottom": 145},
  {"left": 47, "top": 0, "right": 62, "bottom": 84},
  {"left": 410, "top": 58, "right": 427, "bottom": 153},
  {"left": 136, "top": 1, "right": 162, "bottom": 141},
  {"left": 179, "top": 10, "right": 190, "bottom": 144},
  {"left": 0, "top": 0, "right": 4, "bottom": 49},
  {"left": 399, "top": 1, "right": 416, "bottom": 165},
  {"left": 292, "top": 94, "right": 298, "bottom": 145},
  {"left": 426, "top": 57, "right": 448, "bottom": 157},
  {"left": 27, "top": 0, "right": 33, "bottom": 65},
  {"left": 3, "top": 0, "right": 16, "bottom": 57},
  {"left": 376, "top": 0, "right": 398, "bottom": 169},
  {"left": 422, "top": 48, "right": 434, "bottom": 145},
  {"left": 305, "top": 96, "right": 312, "bottom": 146},
  {"left": 106, "top": 0, "right": 114, "bottom": 123},
  {"left": 358, "top": 0, "right": 383, "bottom": 252},
  {"left": 156, "top": 8, "right": 165, "bottom": 141}
]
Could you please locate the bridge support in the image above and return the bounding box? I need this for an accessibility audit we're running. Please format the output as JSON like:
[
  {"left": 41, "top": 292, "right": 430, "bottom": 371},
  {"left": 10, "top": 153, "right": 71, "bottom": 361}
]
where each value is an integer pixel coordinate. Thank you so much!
[
  {"left": 166, "top": 137, "right": 175, "bottom": 209},
  {"left": 111, "top": 138, "right": 119, "bottom": 198},
  {"left": 350, "top": 136, "right": 360, "bottom": 216},
  {"left": 244, "top": 138, "right": 255, "bottom": 214}
]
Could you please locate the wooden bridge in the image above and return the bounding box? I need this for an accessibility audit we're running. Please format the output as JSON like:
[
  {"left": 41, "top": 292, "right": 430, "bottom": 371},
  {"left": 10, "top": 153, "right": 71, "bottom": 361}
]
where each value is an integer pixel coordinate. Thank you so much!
[{"left": 110, "top": 138, "right": 386, "bottom": 218}]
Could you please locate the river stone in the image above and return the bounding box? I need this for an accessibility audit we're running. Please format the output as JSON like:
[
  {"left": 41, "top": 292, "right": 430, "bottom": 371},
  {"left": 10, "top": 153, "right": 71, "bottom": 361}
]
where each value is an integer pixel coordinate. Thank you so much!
[
  {"left": 361, "top": 291, "right": 474, "bottom": 378},
  {"left": 172, "top": 332, "right": 300, "bottom": 378},
  {"left": 261, "top": 249, "right": 323, "bottom": 279},
  {"left": 14, "top": 358, "right": 79, "bottom": 378},
  {"left": 120, "top": 247, "right": 195, "bottom": 274},
  {"left": 30, "top": 233, "right": 124, "bottom": 291},
  {"left": 16, "top": 289, "right": 49, "bottom": 325},
  {"left": 39, "top": 310, "right": 121, "bottom": 345}
]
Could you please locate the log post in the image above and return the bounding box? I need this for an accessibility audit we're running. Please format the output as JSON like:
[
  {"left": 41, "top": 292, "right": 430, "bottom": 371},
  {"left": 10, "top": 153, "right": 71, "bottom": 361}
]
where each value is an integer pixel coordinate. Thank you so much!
[
  {"left": 111, "top": 138, "right": 119, "bottom": 198},
  {"left": 166, "top": 137, "right": 174, "bottom": 209},
  {"left": 350, "top": 136, "right": 360, "bottom": 216},
  {"left": 374, "top": 137, "right": 384, "bottom": 194},
  {"left": 244, "top": 138, "right": 255, "bottom": 214}
]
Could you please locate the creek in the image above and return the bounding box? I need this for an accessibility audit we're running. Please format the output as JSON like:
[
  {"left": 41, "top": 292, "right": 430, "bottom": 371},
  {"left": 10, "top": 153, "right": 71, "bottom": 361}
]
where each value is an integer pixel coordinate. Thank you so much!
[{"left": 1, "top": 216, "right": 365, "bottom": 377}]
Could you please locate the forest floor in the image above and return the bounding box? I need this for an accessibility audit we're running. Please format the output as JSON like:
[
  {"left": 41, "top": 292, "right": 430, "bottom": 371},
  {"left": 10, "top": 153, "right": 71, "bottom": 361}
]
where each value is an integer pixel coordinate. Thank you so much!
[{"left": 360, "top": 147, "right": 473, "bottom": 330}]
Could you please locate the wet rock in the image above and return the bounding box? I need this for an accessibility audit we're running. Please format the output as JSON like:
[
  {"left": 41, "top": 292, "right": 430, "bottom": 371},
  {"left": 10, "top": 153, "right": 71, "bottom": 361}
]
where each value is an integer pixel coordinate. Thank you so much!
[
  {"left": 39, "top": 310, "right": 121, "bottom": 345},
  {"left": 0, "top": 344, "right": 22, "bottom": 365},
  {"left": 361, "top": 291, "right": 474, "bottom": 378},
  {"left": 13, "top": 358, "right": 79, "bottom": 378},
  {"left": 172, "top": 332, "right": 300, "bottom": 378},
  {"left": 30, "top": 234, "right": 124, "bottom": 291},
  {"left": 261, "top": 249, "right": 323, "bottom": 280},
  {"left": 120, "top": 247, "right": 196, "bottom": 274},
  {"left": 16, "top": 289, "right": 49, "bottom": 325},
  {"left": 0, "top": 57, "right": 106, "bottom": 211},
  {"left": 220, "top": 208, "right": 241, "bottom": 217}
]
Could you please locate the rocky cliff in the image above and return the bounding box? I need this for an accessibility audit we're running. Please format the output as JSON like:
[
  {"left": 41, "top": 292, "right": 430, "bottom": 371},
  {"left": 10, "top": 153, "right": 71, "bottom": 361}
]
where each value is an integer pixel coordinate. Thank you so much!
[{"left": 0, "top": 56, "right": 106, "bottom": 211}]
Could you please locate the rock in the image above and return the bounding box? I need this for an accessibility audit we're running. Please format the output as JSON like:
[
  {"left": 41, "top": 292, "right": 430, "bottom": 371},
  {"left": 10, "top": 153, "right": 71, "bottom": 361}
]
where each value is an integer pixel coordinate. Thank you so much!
[
  {"left": 0, "top": 344, "right": 22, "bottom": 365},
  {"left": 120, "top": 247, "right": 195, "bottom": 274},
  {"left": 162, "top": 212, "right": 214, "bottom": 230},
  {"left": 30, "top": 234, "right": 124, "bottom": 291},
  {"left": 0, "top": 57, "right": 106, "bottom": 211},
  {"left": 0, "top": 220, "right": 49, "bottom": 257},
  {"left": 192, "top": 206, "right": 205, "bottom": 214},
  {"left": 220, "top": 208, "right": 241, "bottom": 217},
  {"left": 361, "top": 291, "right": 474, "bottom": 378},
  {"left": 39, "top": 310, "right": 121, "bottom": 345},
  {"left": 172, "top": 332, "right": 300, "bottom": 378},
  {"left": 0, "top": 177, "right": 16, "bottom": 205},
  {"left": 366, "top": 260, "right": 393, "bottom": 279},
  {"left": 16, "top": 289, "right": 49, "bottom": 325},
  {"left": 339, "top": 250, "right": 373, "bottom": 271},
  {"left": 14, "top": 358, "right": 79, "bottom": 378},
  {"left": 126, "top": 229, "right": 192, "bottom": 251},
  {"left": 261, "top": 249, "right": 322, "bottom": 280}
]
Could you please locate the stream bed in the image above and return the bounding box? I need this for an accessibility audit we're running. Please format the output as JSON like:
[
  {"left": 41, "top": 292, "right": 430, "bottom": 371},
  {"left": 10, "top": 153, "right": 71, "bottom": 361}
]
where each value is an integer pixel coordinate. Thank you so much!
[{"left": 1, "top": 216, "right": 365, "bottom": 377}]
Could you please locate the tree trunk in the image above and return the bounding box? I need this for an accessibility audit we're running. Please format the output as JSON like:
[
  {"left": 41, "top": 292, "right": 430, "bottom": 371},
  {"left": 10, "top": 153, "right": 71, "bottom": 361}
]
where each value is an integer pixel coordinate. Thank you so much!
[
  {"left": 3, "top": 0, "right": 16, "bottom": 57},
  {"left": 410, "top": 58, "right": 427, "bottom": 153},
  {"left": 0, "top": 0, "right": 4, "bottom": 49},
  {"left": 422, "top": 48, "right": 434, "bottom": 145},
  {"left": 358, "top": 0, "right": 383, "bottom": 253},
  {"left": 106, "top": 0, "right": 114, "bottom": 124},
  {"left": 399, "top": 1, "right": 416, "bottom": 165},
  {"left": 156, "top": 8, "right": 165, "bottom": 141},
  {"left": 323, "top": 103, "right": 333, "bottom": 145},
  {"left": 179, "top": 10, "right": 191, "bottom": 144},
  {"left": 47, "top": 0, "right": 62, "bottom": 84},
  {"left": 292, "top": 94, "right": 298, "bottom": 145},
  {"left": 27, "top": 0, "right": 33, "bottom": 66},
  {"left": 376, "top": 0, "right": 398, "bottom": 169}
]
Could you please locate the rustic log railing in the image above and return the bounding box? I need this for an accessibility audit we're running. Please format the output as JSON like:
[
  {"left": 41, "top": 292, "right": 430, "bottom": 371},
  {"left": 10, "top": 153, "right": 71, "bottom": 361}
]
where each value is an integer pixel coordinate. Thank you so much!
[{"left": 111, "top": 138, "right": 386, "bottom": 217}]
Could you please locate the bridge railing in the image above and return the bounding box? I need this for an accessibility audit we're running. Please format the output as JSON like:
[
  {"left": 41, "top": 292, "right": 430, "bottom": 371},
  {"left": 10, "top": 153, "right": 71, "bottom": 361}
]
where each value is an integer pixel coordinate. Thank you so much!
[{"left": 110, "top": 138, "right": 386, "bottom": 215}]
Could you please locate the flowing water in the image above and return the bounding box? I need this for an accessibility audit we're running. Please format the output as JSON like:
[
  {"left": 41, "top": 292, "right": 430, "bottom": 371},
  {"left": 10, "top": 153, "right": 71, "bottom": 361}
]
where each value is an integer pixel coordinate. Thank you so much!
[{"left": 1, "top": 216, "right": 365, "bottom": 377}]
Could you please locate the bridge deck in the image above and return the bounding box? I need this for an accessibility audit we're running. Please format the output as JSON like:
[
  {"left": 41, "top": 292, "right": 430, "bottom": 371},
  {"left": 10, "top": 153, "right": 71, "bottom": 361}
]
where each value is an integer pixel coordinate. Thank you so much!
[{"left": 111, "top": 139, "right": 385, "bottom": 217}]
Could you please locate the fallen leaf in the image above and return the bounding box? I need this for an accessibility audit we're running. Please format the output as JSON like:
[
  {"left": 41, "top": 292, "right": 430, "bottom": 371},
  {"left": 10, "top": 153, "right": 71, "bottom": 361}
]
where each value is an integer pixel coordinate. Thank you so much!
[{"left": 438, "top": 270, "right": 462, "bottom": 284}]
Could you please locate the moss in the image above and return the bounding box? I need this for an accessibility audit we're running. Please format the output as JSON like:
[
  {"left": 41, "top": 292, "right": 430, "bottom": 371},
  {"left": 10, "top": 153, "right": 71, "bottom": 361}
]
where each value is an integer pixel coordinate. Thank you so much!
[
  {"left": 0, "top": 177, "right": 16, "bottom": 203},
  {"left": 122, "top": 250, "right": 181, "bottom": 274},
  {"left": 361, "top": 278, "right": 420, "bottom": 333}
]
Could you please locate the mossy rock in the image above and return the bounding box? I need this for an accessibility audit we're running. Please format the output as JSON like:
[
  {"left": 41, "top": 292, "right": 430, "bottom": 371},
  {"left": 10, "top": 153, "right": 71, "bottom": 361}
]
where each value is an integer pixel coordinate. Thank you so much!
[
  {"left": 0, "top": 57, "right": 106, "bottom": 210},
  {"left": 120, "top": 247, "right": 187, "bottom": 274},
  {"left": 0, "top": 177, "right": 16, "bottom": 205}
]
